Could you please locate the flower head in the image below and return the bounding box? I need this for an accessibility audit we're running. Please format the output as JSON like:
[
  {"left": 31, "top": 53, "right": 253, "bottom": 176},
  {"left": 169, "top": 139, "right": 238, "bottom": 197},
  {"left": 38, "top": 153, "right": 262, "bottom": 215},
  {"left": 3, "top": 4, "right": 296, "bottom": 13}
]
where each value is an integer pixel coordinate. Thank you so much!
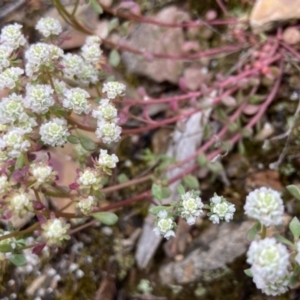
[
  {"left": 94, "top": 149, "right": 119, "bottom": 175},
  {"left": 77, "top": 168, "right": 102, "bottom": 191},
  {"left": 41, "top": 218, "right": 70, "bottom": 246},
  {"left": 0, "top": 45, "right": 13, "bottom": 71},
  {"left": 61, "top": 53, "right": 84, "bottom": 78},
  {"left": 7, "top": 189, "right": 34, "bottom": 216},
  {"left": 244, "top": 187, "right": 284, "bottom": 227},
  {"left": 247, "top": 238, "right": 291, "bottom": 296},
  {"left": 0, "top": 67, "right": 23, "bottom": 90},
  {"left": 29, "top": 162, "right": 56, "bottom": 187},
  {"left": 77, "top": 63, "right": 98, "bottom": 85},
  {"left": 0, "top": 23, "right": 26, "bottom": 49},
  {"left": 39, "top": 118, "right": 69, "bottom": 147},
  {"left": 85, "top": 35, "right": 101, "bottom": 45},
  {"left": 62, "top": 88, "right": 91, "bottom": 114},
  {"left": 81, "top": 43, "right": 102, "bottom": 65},
  {"left": 180, "top": 191, "right": 203, "bottom": 225},
  {"left": 35, "top": 17, "right": 62, "bottom": 37},
  {"left": 24, "top": 84, "right": 54, "bottom": 114},
  {"left": 95, "top": 121, "right": 121, "bottom": 144},
  {"left": 208, "top": 194, "right": 235, "bottom": 224},
  {"left": 92, "top": 99, "right": 118, "bottom": 122},
  {"left": 10, "top": 115, "right": 37, "bottom": 134},
  {"left": 102, "top": 81, "right": 126, "bottom": 99},
  {"left": 153, "top": 210, "right": 176, "bottom": 239},
  {"left": 0, "top": 129, "right": 30, "bottom": 158},
  {"left": 0, "top": 93, "right": 27, "bottom": 124},
  {"left": 76, "top": 195, "right": 96, "bottom": 215}
]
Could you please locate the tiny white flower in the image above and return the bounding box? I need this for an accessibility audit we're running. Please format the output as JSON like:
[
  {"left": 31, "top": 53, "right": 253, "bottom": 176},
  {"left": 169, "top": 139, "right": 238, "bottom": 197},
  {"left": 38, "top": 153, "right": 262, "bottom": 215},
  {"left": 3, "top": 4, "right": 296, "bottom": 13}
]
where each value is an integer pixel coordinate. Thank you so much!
[
  {"left": 244, "top": 187, "right": 284, "bottom": 227},
  {"left": 95, "top": 149, "right": 119, "bottom": 175},
  {"left": 92, "top": 99, "right": 118, "bottom": 122},
  {"left": 77, "top": 63, "right": 98, "bottom": 85},
  {"left": 61, "top": 53, "right": 84, "bottom": 78},
  {"left": 0, "top": 93, "right": 27, "bottom": 124},
  {"left": 39, "top": 118, "right": 69, "bottom": 147},
  {"left": 30, "top": 162, "right": 56, "bottom": 187},
  {"left": 41, "top": 218, "right": 70, "bottom": 246},
  {"left": 154, "top": 216, "right": 176, "bottom": 239},
  {"left": 0, "top": 67, "right": 23, "bottom": 90},
  {"left": 247, "top": 238, "right": 291, "bottom": 296},
  {"left": 7, "top": 190, "right": 33, "bottom": 216},
  {"left": 62, "top": 88, "right": 91, "bottom": 114},
  {"left": 35, "top": 17, "right": 62, "bottom": 37},
  {"left": 0, "top": 23, "right": 26, "bottom": 49},
  {"left": 0, "top": 129, "right": 30, "bottom": 158},
  {"left": 81, "top": 43, "right": 102, "bottom": 64},
  {"left": 209, "top": 194, "right": 235, "bottom": 224},
  {"left": 24, "top": 84, "right": 55, "bottom": 114},
  {"left": 102, "top": 81, "right": 126, "bottom": 99},
  {"left": 76, "top": 195, "right": 96, "bottom": 215},
  {"left": 95, "top": 121, "right": 122, "bottom": 144},
  {"left": 77, "top": 168, "right": 102, "bottom": 191},
  {"left": 180, "top": 191, "right": 203, "bottom": 225},
  {"left": 0, "top": 45, "right": 13, "bottom": 71}
]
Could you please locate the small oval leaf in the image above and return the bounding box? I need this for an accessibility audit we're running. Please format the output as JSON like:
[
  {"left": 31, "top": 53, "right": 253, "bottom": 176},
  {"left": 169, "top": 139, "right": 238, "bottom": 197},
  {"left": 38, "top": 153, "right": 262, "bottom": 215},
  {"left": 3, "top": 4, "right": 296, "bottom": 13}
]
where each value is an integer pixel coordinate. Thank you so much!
[
  {"left": 286, "top": 185, "right": 300, "bottom": 201},
  {"left": 92, "top": 212, "right": 118, "bottom": 225}
]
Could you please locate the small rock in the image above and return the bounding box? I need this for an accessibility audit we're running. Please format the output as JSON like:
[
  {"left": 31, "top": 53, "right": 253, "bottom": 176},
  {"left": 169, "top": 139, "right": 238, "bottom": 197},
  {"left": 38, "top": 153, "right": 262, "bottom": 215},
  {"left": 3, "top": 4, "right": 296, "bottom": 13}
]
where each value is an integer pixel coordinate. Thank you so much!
[
  {"left": 283, "top": 27, "right": 300, "bottom": 44},
  {"left": 182, "top": 67, "right": 211, "bottom": 91},
  {"left": 159, "top": 221, "right": 253, "bottom": 284},
  {"left": 250, "top": 0, "right": 300, "bottom": 33},
  {"left": 122, "top": 6, "right": 189, "bottom": 83}
]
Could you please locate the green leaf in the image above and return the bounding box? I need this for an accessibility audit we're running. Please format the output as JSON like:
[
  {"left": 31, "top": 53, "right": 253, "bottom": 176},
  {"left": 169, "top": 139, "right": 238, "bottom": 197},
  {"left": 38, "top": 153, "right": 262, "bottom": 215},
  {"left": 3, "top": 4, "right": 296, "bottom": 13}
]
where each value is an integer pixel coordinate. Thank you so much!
[
  {"left": 244, "top": 268, "right": 253, "bottom": 277},
  {"left": 9, "top": 254, "right": 26, "bottom": 266},
  {"left": 109, "top": 49, "right": 120, "bottom": 67},
  {"left": 183, "top": 175, "right": 199, "bottom": 189},
  {"left": 77, "top": 132, "right": 96, "bottom": 151},
  {"left": 92, "top": 212, "right": 118, "bottom": 225},
  {"left": 197, "top": 153, "right": 207, "bottom": 167},
  {"left": 118, "top": 174, "right": 129, "bottom": 184},
  {"left": 15, "top": 154, "right": 24, "bottom": 169},
  {"left": 275, "top": 234, "right": 295, "bottom": 248},
  {"left": 56, "top": 108, "right": 68, "bottom": 117},
  {"left": 238, "top": 140, "right": 246, "bottom": 155},
  {"left": 247, "top": 222, "right": 261, "bottom": 240},
  {"left": 0, "top": 244, "right": 12, "bottom": 253},
  {"left": 289, "top": 274, "right": 299, "bottom": 287},
  {"left": 149, "top": 206, "right": 170, "bottom": 215},
  {"left": 90, "top": 0, "right": 103, "bottom": 14},
  {"left": 67, "top": 135, "right": 80, "bottom": 144},
  {"left": 152, "top": 184, "right": 162, "bottom": 202},
  {"left": 161, "top": 187, "right": 171, "bottom": 198},
  {"left": 289, "top": 217, "right": 300, "bottom": 239},
  {"left": 108, "top": 18, "right": 120, "bottom": 33},
  {"left": 286, "top": 185, "right": 300, "bottom": 201},
  {"left": 177, "top": 184, "right": 185, "bottom": 195}
]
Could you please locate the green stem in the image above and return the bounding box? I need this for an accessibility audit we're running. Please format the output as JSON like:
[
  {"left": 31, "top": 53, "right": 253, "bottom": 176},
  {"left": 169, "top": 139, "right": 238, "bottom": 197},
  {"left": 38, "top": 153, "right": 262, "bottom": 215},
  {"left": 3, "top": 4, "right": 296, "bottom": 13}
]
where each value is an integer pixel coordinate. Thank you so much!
[
  {"left": 261, "top": 225, "right": 267, "bottom": 239},
  {"left": 0, "top": 223, "right": 40, "bottom": 242}
]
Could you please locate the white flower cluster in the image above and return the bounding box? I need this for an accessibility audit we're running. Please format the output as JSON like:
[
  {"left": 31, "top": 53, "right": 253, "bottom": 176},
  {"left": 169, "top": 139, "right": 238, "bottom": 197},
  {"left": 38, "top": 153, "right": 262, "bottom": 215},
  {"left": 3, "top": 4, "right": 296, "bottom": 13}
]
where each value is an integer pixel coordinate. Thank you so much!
[
  {"left": 24, "top": 84, "right": 55, "bottom": 114},
  {"left": 179, "top": 191, "right": 203, "bottom": 225},
  {"left": 39, "top": 118, "right": 69, "bottom": 147},
  {"left": 41, "top": 218, "right": 70, "bottom": 246},
  {"left": 208, "top": 194, "right": 235, "bottom": 224},
  {"left": 102, "top": 81, "right": 126, "bottom": 99},
  {"left": 0, "top": 23, "right": 26, "bottom": 49},
  {"left": 0, "top": 67, "right": 24, "bottom": 90},
  {"left": 93, "top": 98, "right": 122, "bottom": 144},
  {"left": 62, "top": 88, "right": 91, "bottom": 114},
  {"left": 81, "top": 35, "right": 102, "bottom": 64},
  {"left": 76, "top": 195, "right": 97, "bottom": 215},
  {"left": 0, "top": 45, "right": 13, "bottom": 72},
  {"left": 244, "top": 187, "right": 284, "bottom": 227},
  {"left": 95, "top": 149, "right": 119, "bottom": 175},
  {"left": 29, "top": 162, "right": 56, "bottom": 187},
  {"left": 35, "top": 17, "right": 62, "bottom": 37},
  {"left": 153, "top": 210, "right": 176, "bottom": 239},
  {"left": 247, "top": 238, "right": 291, "bottom": 296},
  {"left": 7, "top": 190, "right": 33, "bottom": 216},
  {"left": 77, "top": 168, "right": 102, "bottom": 191}
]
